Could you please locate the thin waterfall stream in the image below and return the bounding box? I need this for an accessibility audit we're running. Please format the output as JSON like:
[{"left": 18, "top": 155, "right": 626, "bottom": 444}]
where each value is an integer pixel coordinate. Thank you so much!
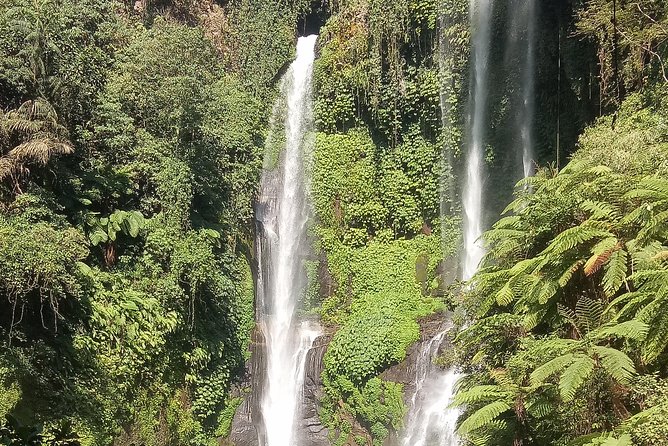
[
  {"left": 397, "top": 1, "right": 496, "bottom": 444},
  {"left": 400, "top": 328, "right": 462, "bottom": 446},
  {"left": 520, "top": 0, "right": 537, "bottom": 179},
  {"left": 462, "top": 0, "right": 492, "bottom": 281},
  {"left": 256, "top": 34, "right": 320, "bottom": 446}
]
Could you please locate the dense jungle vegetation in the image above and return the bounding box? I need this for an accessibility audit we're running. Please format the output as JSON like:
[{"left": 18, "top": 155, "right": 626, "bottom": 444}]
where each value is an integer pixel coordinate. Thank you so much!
[{"left": 0, "top": 0, "right": 667, "bottom": 445}]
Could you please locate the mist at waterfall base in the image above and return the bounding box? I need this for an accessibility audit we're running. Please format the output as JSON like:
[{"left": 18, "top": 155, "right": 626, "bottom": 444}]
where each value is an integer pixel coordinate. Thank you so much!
[{"left": 256, "top": 35, "right": 320, "bottom": 446}]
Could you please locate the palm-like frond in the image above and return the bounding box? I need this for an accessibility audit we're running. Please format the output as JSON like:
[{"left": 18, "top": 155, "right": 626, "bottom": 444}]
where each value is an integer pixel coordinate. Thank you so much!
[
  {"left": 9, "top": 138, "right": 74, "bottom": 165},
  {"left": 559, "top": 355, "right": 596, "bottom": 401},
  {"left": 456, "top": 400, "right": 511, "bottom": 435},
  {"left": 592, "top": 346, "right": 636, "bottom": 384}
]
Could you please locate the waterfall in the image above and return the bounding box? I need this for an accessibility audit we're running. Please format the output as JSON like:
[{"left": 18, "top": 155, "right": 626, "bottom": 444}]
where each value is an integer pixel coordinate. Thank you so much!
[
  {"left": 462, "top": 0, "right": 492, "bottom": 281},
  {"left": 400, "top": 329, "right": 462, "bottom": 446},
  {"left": 256, "top": 34, "right": 320, "bottom": 446},
  {"left": 520, "top": 0, "right": 536, "bottom": 179}
]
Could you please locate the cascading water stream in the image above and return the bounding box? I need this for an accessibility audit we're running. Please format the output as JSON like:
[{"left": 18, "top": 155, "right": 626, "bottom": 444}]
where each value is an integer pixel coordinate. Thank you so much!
[
  {"left": 256, "top": 35, "right": 320, "bottom": 446},
  {"left": 406, "top": 2, "right": 494, "bottom": 443},
  {"left": 462, "top": 0, "right": 492, "bottom": 281},
  {"left": 520, "top": 0, "right": 536, "bottom": 179},
  {"left": 400, "top": 329, "right": 462, "bottom": 446}
]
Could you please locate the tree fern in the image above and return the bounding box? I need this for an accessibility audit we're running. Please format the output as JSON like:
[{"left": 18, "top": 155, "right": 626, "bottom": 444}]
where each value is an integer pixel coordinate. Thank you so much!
[
  {"left": 453, "top": 385, "right": 512, "bottom": 405},
  {"left": 592, "top": 346, "right": 636, "bottom": 384},
  {"left": 584, "top": 237, "right": 620, "bottom": 276},
  {"left": 559, "top": 355, "right": 596, "bottom": 401},
  {"left": 456, "top": 401, "right": 512, "bottom": 435},
  {"left": 542, "top": 223, "right": 613, "bottom": 256},
  {"left": 530, "top": 352, "right": 576, "bottom": 386}
]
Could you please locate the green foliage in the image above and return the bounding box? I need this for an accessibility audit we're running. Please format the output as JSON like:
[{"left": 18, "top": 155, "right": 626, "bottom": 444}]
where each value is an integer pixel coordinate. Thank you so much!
[
  {"left": 314, "top": 0, "right": 457, "bottom": 144},
  {"left": 576, "top": 1, "right": 668, "bottom": 106},
  {"left": 0, "top": 0, "right": 270, "bottom": 443},
  {"left": 312, "top": 128, "right": 441, "bottom": 239},
  {"left": 325, "top": 293, "right": 424, "bottom": 383},
  {"left": 313, "top": 124, "right": 459, "bottom": 442},
  {"left": 455, "top": 90, "right": 668, "bottom": 445}
]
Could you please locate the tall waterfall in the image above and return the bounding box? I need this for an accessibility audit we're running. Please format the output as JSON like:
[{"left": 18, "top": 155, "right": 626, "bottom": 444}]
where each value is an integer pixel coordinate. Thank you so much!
[
  {"left": 400, "top": 329, "right": 462, "bottom": 446},
  {"left": 462, "top": 0, "right": 492, "bottom": 281},
  {"left": 256, "top": 35, "right": 320, "bottom": 446},
  {"left": 520, "top": 0, "right": 536, "bottom": 179}
]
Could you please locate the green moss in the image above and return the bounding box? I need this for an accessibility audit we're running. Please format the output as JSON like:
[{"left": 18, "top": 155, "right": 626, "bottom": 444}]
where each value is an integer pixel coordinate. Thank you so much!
[{"left": 214, "top": 397, "right": 243, "bottom": 438}]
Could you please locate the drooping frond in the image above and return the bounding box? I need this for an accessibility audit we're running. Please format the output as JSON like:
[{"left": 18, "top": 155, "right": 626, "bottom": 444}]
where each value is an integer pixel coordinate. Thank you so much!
[
  {"left": 0, "top": 157, "right": 18, "bottom": 181},
  {"left": 495, "top": 282, "right": 514, "bottom": 306},
  {"left": 601, "top": 248, "right": 628, "bottom": 297},
  {"left": 4, "top": 99, "right": 66, "bottom": 137},
  {"left": 592, "top": 346, "right": 636, "bottom": 384},
  {"left": 9, "top": 138, "right": 74, "bottom": 165},
  {"left": 584, "top": 237, "right": 620, "bottom": 276},
  {"left": 530, "top": 353, "right": 575, "bottom": 386},
  {"left": 636, "top": 291, "right": 668, "bottom": 362},
  {"left": 559, "top": 259, "right": 585, "bottom": 287},
  {"left": 456, "top": 400, "right": 512, "bottom": 435},
  {"left": 559, "top": 354, "right": 595, "bottom": 401}
]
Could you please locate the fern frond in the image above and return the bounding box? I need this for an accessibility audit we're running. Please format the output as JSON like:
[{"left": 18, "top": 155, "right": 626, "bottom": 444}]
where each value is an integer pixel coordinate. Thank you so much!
[
  {"left": 495, "top": 282, "right": 515, "bottom": 306},
  {"left": 559, "top": 354, "right": 595, "bottom": 401},
  {"left": 492, "top": 215, "right": 523, "bottom": 230},
  {"left": 456, "top": 401, "right": 512, "bottom": 435},
  {"left": 530, "top": 353, "right": 575, "bottom": 386},
  {"left": 580, "top": 200, "right": 618, "bottom": 221},
  {"left": 575, "top": 297, "right": 605, "bottom": 333},
  {"left": 543, "top": 223, "right": 613, "bottom": 256},
  {"left": 558, "top": 304, "right": 582, "bottom": 336},
  {"left": 638, "top": 295, "right": 668, "bottom": 362},
  {"left": 525, "top": 395, "right": 553, "bottom": 418},
  {"left": 0, "top": 157, "right": 18, "bottom": 180},
  {"left": 509, "top": 257, "right": 542, "bottom": 275},
  {"left": 636, "top": 209, "right": 668, "bottom": 243},
  {"left": 559, "top": 259, "right": 585, "bottom": 287},
  {"left": 584, "top": 238, "right": 620, "bottom": 276},
  {"left": 592, "top": 346, "right": 636, "bottom": 384},
  {"left": 602, "top": 249, "right": 628, "bottom": 297},
  {"left": 611, "top": 292, "right": 654, "bottom": 320},
  {"left": 452, "top": 385, "right": 509, "bottom": 405},
  {"left": 537, "top": 280, "right": 559, "bottom": 305},
  {"left": 638, "top": 177, "right": 668, "bottom": 198},
  {"left": 9, "top": 138, "right": 74, "bottom": 165},
  {"left": 592, "top": 320, "right": 648, "bottom": 342}
]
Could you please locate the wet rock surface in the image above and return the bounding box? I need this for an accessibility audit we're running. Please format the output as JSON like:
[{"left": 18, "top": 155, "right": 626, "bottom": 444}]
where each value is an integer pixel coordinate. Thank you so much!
[
  {"left": 297, "top": 333, "right": 331, "bottom": 446},
  {"left": 227, "top": 328, "right": 265, "bottom": 446}
]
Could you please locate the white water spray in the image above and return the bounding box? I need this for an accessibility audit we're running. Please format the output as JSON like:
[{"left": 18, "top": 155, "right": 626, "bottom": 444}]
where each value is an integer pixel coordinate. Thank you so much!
[
  {"left": 462, "top": 0, "right": 492, "bottom": 280},
  {"left": 400, "top": 329, "right": 462, "bottom": 446},
  {"left": 257, "top": 35, "right": 320, "bottom": 446}
]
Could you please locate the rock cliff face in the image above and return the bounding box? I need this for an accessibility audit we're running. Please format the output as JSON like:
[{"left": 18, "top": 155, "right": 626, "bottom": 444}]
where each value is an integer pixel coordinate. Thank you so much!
[{"left": 227, "top": 328, "right": 265, "bottom": 446}]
